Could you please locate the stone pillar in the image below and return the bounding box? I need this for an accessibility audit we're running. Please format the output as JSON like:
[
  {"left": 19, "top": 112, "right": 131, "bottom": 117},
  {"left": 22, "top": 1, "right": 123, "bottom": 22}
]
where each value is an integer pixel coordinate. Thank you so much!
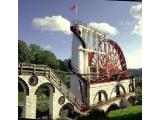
[
  {"left": 52, "top": 93, "right": 61, "bottom": 119},
  {"left": 21, "top": 95, "right": 26, "bottom": 118},
  {"left": 52, "top": 104, "right": 60, "bottom": 119},
  {"left": 49, "top": 93, "right": 54, "bottom": 119},
  {"left": 24, "top": 94, "right": 37, "bottom": 119}
]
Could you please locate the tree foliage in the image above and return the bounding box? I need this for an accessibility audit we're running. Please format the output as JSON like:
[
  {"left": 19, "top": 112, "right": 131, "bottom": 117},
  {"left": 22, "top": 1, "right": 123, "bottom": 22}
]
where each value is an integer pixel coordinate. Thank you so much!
[
  {"left": 135, "top": 87, "right": 142, "bottom": 105},
  {"left": 29, "top": 44, "right": 43, "bottom": 63},
  {"left": 18, "top": 40, "right": 70, "bottom": 71},
  {"left": 128, "top": 68, "right": 142, "bottom": 78},
  {"left": 18, "top": 40, "right": 31, "bottom": 63},
  {"left": 43, "top": 51, "right": 59, "bottom": 69},
  {"left": 33, "top": 50, "right": 59, "bottom": 69},
  {"left": 135, "top": 79, "right": 142, "bottom": 88},
  {"left": 58, "top": 59, "right": 70, "bottom": 71}
]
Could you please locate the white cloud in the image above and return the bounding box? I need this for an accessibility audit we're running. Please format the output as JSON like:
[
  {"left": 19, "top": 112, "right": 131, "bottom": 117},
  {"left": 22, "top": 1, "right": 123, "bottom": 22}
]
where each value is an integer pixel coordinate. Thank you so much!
[
  {"left": 32, "top": 15, "right": 71, "bottom": 35},
  {"left": 42, "top": 44, "right": 52, "bottom": 50},
  {"left": 89, "top": 22, "right": 119, "bottom": 36},
  {"left": 130, "top": 4, "right": 142, "bottom": 20},
  {"left": 132, "top": 20, "right": 142, "bottom": 36},
  {"left": 32, "top": 16, "right": 118, "bottom": 36},
  {"left": 130, "top": 4, "right": 142, "bottom": 36},
  {"left": 125, "top": 49, "right": 142, "bottom": 69}
]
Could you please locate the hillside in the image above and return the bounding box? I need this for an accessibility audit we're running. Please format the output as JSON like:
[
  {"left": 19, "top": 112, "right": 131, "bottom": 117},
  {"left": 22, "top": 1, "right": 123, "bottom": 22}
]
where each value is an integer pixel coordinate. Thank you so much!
[{"left": 128, "top": 68, "right": 142, "bottom": 78}]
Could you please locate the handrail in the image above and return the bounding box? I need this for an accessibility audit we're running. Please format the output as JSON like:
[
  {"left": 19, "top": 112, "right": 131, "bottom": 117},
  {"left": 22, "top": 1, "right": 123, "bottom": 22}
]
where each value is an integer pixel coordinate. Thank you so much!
[
  {"left": 49, "top": 72, "right": 84, "bottom": 109},
  {"left": 18, "top": 63, "right": 85, "bottom": 111}
]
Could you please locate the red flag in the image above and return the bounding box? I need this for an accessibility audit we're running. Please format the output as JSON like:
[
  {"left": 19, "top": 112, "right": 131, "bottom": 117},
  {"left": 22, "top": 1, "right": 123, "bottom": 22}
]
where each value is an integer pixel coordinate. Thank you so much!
[{"left": 70, "top": 4, "right": 77, "bottom": 11}]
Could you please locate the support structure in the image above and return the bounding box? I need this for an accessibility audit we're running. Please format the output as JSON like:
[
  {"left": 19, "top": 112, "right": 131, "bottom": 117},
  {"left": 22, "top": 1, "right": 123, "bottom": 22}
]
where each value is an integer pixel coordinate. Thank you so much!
[{"left": 25, "top": 95, "right": 37, "bottom": 118}]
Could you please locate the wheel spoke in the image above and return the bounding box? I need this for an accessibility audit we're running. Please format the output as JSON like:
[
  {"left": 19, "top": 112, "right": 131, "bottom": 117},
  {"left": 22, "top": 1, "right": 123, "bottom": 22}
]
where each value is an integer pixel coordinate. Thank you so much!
[{"left": 89, "top": 39, "right": 127, "bottom": 76}]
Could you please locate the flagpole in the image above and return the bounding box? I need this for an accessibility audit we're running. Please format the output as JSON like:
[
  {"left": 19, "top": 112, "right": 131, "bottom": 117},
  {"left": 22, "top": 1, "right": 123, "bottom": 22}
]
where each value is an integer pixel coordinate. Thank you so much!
[
  {"left": 70, "top": 4, "right": 78, "bottom": 24},
  {"left": 75, "top": 4, "right": 77, "bottom": 23}
]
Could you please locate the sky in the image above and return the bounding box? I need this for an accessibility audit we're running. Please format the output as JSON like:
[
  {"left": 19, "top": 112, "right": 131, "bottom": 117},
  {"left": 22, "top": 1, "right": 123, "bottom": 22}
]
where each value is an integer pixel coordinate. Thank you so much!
[{"left": 19, "top": 0, "right": 142, "bottom": 69}]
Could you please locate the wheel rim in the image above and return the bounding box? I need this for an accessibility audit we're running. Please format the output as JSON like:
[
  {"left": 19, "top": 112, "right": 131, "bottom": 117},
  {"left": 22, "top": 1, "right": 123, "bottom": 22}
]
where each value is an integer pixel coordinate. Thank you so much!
[{"left": 89, "top": 39, "right": 127, "bottom": 76}]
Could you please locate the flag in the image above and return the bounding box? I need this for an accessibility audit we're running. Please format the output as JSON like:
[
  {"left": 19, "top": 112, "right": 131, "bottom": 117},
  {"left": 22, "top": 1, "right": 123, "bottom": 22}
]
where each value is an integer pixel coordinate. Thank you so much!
[{"left": 70, "top": 4, "right": 77, "bottom": 11}]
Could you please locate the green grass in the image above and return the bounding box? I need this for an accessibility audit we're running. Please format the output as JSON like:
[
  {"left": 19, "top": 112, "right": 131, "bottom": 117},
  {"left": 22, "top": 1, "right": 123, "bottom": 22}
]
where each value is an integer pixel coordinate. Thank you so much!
[
  {"left": 78, "top": 105, "right": 142, "bottom": 120},
  {"left": 18, "top": 91, "right": 24, "bottom": 102},
  {"left": 107, "top": 105, "right": 142, "bottom": 120}
]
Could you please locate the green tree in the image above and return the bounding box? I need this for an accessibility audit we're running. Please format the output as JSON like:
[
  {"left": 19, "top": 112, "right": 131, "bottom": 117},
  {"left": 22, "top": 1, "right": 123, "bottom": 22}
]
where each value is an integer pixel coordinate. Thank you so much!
[
  {"left": 29, "top": 44, "right": 43, "bottom": 63},
  {"left": 59, "top": 59, "right": 70, "bottom": 71},
  {"left": 34, "top": 51, "right": 45, "bottom": 64},
  {"left": 18, "top": 40, "right": 31, "bottom": 63},
  {"left": 135, "top": 79, "right": 142, "bottom": 88},
  {"left": 18, "top": 40, "right": 67, "bottom": 70},
  {"left": 34, "top": 50, "right": 59, "bottom": 69},
  {"left": 43, "top": 51, "right": 59, "bottom": 69}
]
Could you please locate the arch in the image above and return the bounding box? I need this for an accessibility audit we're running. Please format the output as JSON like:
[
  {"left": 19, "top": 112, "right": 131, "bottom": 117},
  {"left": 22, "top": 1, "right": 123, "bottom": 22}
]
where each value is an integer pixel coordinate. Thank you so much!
[
  {"left": 59, "top": 103, "right": 75, "bottom": 119},
  {"left": 93, "top": 90, "right": 108, "bottom": 104},
  {"left": 18, "top": 77, "right": 29, "bottom": 118},
  {"left": 119, "top": 83, "right": 126, "bottom": 94},
  {"left": 106, "top": 103, "right": 119, "bottom": 113},
  {"left": 18, "top": 77, "right": 29, "bottom": 95},
  {"left": 35, "top": 83, "right": 55, "bottom": 119},
  {"left": 127, "top": 96, "right": 136, "bottom": 105},
  {"left": 88, "top": 108, "right": 106, "bottom": 118},
  {"left": 119, "top": 98, "right": 130, "bottom": 109},
  {"left": 110, "top": 83, "right": 126, "bottom": 98},
  {"left": 35, "top": 83, "right": 55, "bottom": 95},
  {"left": 116, "top": 83, "right": 126, "bottom": 96},
  {"left": 129, "top": 83, "right": 135, "bottom": 92}
]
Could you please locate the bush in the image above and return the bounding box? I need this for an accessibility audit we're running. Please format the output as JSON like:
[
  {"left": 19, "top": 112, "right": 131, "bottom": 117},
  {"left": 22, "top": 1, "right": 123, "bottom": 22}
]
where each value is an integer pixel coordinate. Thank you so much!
[
  {"left": 135, "top": 87, "right": 142, "bottom": 105},
  {"left": 77, "top": 108, "right": 106, "bottom": 120}
]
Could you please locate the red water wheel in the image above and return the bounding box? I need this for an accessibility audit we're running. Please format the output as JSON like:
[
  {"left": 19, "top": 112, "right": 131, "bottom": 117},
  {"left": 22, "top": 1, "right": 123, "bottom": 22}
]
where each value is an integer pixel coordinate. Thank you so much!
[{"left": 88, "top": 39, "right": 127, "bottom": 76}]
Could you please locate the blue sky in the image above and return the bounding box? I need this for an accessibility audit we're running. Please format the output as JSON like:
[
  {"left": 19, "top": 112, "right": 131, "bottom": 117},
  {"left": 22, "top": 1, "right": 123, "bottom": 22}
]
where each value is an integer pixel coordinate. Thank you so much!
[{"left": 19, "top": 0, "right": 142, "bottom": 68}]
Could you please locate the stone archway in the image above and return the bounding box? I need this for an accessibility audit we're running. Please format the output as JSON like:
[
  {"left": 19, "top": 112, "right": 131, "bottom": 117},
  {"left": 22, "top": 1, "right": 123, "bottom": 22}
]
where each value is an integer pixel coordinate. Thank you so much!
[
  {"left": 59, "top": 103, "right": 75, "bottom": 119},
  {"left": 93, "top": 90, "right": 108, "bottom": 104},
  {"left": 35, "top": 83, "right": 55, "bottom": 119},
  {"left": 128, "top": 96, "right": 136, "bottom": 105},
  {"left": 129, "top": 83, "right": 135, "bottom": 92},
  {"left": 116, "top": 83, "right": 126, "bottom": 96},
  {"left": 106, "top": 103, "right": 119, "bottom": 113},
  {"left": 110, "top": 83, "right": 126, "bottom": 98},
  {"left": 18, "top": 77, "right": 29, "bottom": 118}
]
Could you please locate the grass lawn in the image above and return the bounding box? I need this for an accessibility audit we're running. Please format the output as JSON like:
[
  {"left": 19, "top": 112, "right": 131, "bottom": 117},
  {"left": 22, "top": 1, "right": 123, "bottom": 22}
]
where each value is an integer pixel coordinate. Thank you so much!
[
  {"left": 78, "top": 105, "right": 142, "bottom": 120},
  {"left": 18, "top": 91, "right": 24, "bottom": 102},
  {"left": 106, "top": 105, "right": 142, "bottom": 120}
]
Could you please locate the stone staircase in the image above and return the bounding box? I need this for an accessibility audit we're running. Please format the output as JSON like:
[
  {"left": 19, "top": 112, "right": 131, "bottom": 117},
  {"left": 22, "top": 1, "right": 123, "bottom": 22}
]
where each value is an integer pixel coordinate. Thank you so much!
[{"left": 18, "top": 63, "right": 88, "bottom": 113}]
